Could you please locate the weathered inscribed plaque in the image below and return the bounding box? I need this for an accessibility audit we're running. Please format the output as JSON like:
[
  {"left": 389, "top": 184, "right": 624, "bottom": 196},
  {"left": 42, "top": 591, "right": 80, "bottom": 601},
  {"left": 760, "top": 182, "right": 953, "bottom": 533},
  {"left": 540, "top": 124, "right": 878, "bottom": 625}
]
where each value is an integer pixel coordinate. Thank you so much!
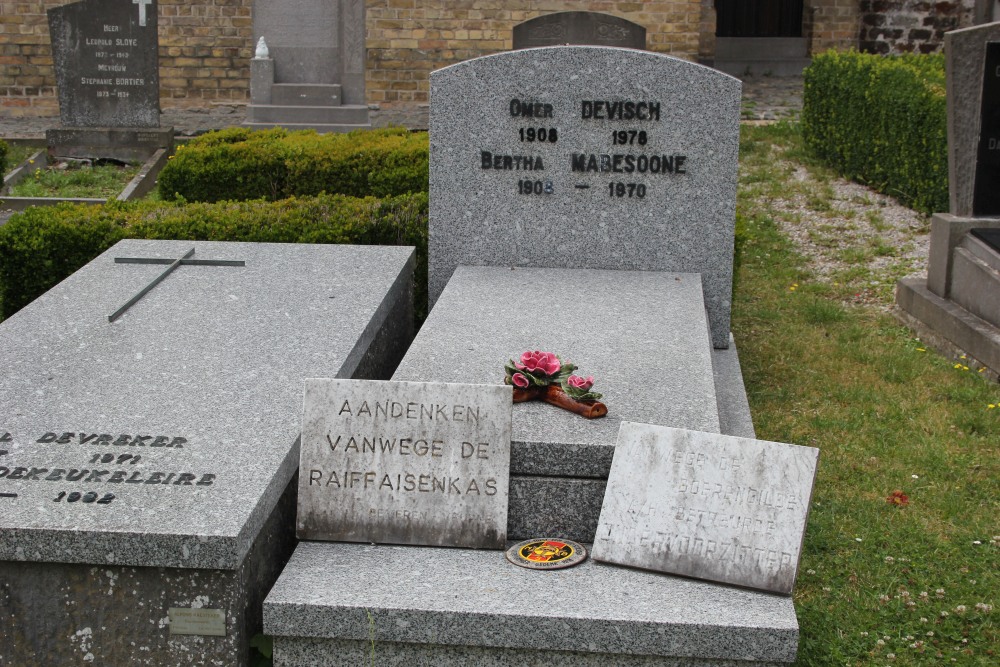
[
  {"left": 593, "top": 423, "right": 818, "bottom": 594},
  {"left": 168, "top": 608, "right": 226, "bottom": 637},
  {"left": 974, "top": 42, "right": 1000, "bottom": 216},
  {"left": 298, "top": 380, "right": 512, "bottom": 549},
  {"left": 47, "top": 0, "right": 160, "bottom": 127},
  {"left": 429, "top": 47, "right": 740, "bottom": 349}
]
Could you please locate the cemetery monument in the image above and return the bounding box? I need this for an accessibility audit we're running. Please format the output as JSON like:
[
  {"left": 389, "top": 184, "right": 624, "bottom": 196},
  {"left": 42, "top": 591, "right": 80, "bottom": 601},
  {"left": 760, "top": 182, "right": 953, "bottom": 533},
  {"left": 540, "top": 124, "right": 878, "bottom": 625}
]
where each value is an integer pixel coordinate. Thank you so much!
[
  {"left": 264, "top": 46, "right": 816, "bottom": 666},
  {"left": 246, "top": 0, "right": 371, "bottom": 132},
  {"left": 896, "top": 22, "right": 1000, "bottom": 377},
  {"left": 512, "top": 11, "right": 646, "bottom": 50},
  {"left": 0, "top": 240, "right": 414, "bottom": 665},
  {"left": 46, "top": 0, "right": 173, "bottom": 160}
]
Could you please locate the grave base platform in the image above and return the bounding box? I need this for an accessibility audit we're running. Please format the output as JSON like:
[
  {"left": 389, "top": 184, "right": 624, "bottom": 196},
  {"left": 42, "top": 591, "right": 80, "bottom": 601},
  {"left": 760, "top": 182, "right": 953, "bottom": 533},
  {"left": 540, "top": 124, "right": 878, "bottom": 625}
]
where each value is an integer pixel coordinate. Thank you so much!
[
  {"left": 46, "top": 126, "right": 174, "bottom": 162},
  {"left": 895, "top": 276, "right": 1000, "bottom": 378},
  {"left": 264, "top": 542, "right": 798, "bottom": 666}
]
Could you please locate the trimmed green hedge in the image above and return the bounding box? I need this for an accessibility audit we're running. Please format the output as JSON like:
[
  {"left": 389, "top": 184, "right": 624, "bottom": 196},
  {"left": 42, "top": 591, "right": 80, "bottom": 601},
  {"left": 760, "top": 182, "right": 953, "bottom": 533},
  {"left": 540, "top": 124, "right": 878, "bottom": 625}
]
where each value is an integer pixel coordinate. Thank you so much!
[
  {"left": 157, "top": 127, "right": 429, "bottom": 202},
  {"left": 0, "top": 193, "right": 428, "bottom": 321},
  {"left": 802, "top": 50, "right": 947, "bottom": 214}
]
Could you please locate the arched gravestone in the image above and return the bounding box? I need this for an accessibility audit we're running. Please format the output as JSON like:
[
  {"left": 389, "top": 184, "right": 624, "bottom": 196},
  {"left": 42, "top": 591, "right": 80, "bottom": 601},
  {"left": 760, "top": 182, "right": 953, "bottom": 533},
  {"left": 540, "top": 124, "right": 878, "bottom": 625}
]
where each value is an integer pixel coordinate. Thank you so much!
[
  {"left": 513, "top": 12, "right": 646, "bottom": 50},
  {"left": 429, "top": 46, "right": 741, "bottom": 349}
]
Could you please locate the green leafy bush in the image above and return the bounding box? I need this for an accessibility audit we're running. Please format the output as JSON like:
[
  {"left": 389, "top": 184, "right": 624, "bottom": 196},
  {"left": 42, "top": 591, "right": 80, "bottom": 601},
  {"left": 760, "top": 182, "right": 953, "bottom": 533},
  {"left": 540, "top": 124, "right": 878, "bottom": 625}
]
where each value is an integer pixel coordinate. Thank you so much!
[
  {"left": 802, "top": 50, "right": 947, "bottom": 214},
  {"left": 158, "top": 127, "right": 429, "bottom": 202},
  {"left": 0, "top": 139, "right": 8, "bottom": 175},
  {"left": 0, "top": 193, "right": 428, "bottom": 321}
]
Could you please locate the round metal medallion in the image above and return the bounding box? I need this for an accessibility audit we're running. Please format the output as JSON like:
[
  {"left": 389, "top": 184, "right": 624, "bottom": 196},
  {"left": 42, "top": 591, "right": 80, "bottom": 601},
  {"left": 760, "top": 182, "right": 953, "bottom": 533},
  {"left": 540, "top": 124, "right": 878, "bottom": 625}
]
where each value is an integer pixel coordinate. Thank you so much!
[{"left": 505, "top": 538, "right": 588, "bottom": 570}]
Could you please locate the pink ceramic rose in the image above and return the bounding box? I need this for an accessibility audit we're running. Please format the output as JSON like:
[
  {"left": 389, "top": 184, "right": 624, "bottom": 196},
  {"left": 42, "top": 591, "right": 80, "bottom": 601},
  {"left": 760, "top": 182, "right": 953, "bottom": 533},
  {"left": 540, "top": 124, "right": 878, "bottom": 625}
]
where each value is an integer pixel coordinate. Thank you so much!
[
  {"left": 516, "top": 350, "right": 561, "bottom": 376},
  {"left": 566, "top": 375, "right": 594, "bottom": 391},
  {"left": 511, "top": 372, "right": 530, "bottom": 388}
]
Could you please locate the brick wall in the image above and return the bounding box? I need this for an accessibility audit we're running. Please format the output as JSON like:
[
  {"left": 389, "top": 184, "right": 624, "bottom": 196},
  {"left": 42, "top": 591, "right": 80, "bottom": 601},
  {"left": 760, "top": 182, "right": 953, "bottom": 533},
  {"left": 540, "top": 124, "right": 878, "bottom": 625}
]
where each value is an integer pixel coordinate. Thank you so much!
[
  {"left": 810, "top": 0, "right": 862, "bottom": 53},
  {"left": 859, "top": 0, "right": 976, "bottom": 54},
  {"left": 366, "top": 1, "right": 703, "bottom": 108}
]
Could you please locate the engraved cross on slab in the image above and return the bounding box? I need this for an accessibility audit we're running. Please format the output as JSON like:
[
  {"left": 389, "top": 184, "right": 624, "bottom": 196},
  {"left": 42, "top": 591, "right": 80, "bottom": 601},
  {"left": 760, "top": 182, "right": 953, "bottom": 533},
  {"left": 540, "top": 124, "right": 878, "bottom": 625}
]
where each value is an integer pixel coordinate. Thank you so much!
[{"left": 109, "top": 247, "right": 245, "bottom": 322}]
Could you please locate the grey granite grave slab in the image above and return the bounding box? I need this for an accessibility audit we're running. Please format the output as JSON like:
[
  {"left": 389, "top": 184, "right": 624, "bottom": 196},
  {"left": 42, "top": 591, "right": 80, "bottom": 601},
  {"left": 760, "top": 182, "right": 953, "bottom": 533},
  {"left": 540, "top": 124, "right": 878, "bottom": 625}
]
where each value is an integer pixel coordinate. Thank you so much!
[
  {"left": 945, "top": 23, "right": 1000, "bottom": 216},
  {"left": 392, "top": 264, "right": 720, "bottom": 542},
  {"left": 48, "top": 0, "right": 161, "bottom": 128},
  {"left": 513, "top": 12, "right": 646, "bottom": 50},
  {"left": 593, "top": 423, "right": 819, "bottom": 595},
  {"left": 298, "top": 379, "right": 512, "bottom": 548},
  {"left": 394, "top": 265, "right": 719, "bottom": 478},
  {"left": 429, "top": 46, "right": 741, "bottom": 349},
  {"left": 264, "top": 541, "right": 799, "bottom": 665},
  {"left": 0, "top": 240, "right": 414, "bottom": 666}
]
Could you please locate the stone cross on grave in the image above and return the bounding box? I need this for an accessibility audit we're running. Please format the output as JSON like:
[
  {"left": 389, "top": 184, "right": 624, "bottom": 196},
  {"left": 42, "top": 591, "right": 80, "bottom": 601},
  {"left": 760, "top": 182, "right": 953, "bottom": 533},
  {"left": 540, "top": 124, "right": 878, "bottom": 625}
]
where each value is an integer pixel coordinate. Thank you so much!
[
  {"left": 133, "top": 0, "right": 152, "bottom": 27},
  {"left": 108, "top": 247, "right": 245, "bottom": 322}
]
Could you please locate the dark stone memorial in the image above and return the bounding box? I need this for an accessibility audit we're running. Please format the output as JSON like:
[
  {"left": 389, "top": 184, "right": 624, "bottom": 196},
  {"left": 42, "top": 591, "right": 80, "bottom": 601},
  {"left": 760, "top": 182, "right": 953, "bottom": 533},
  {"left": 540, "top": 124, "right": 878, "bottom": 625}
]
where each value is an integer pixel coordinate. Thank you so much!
[
  {"left": 971, "top": 227, "right": 1000, "bottom": 254},
  {"left": 46, "top": 0, "right": 171, "bottom": 160},
  {"left": 513, "top": 12, "right": 646, "bottom": 50},
  {"left": 973, "top": 42, "right": 1000, "bottom": 216}
]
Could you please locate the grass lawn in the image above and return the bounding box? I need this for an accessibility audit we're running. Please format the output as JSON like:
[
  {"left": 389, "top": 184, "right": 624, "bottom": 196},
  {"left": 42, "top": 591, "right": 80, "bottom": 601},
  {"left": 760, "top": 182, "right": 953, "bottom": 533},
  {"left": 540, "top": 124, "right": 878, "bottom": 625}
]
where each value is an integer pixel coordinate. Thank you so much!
[
  {"left": 8, "top": 160, "right": 139, "bottom": 198},
  {"left": 735, "top": 123, "right": 998, "bottom": 666}
]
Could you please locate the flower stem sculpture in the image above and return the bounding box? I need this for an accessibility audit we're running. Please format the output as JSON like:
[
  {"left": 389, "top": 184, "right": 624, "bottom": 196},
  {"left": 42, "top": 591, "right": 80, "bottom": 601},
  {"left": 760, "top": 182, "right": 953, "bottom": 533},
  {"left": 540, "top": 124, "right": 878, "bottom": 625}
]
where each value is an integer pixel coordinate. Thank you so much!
[{"left": 503, "top": 350, "right": 607, "bottom": 419}]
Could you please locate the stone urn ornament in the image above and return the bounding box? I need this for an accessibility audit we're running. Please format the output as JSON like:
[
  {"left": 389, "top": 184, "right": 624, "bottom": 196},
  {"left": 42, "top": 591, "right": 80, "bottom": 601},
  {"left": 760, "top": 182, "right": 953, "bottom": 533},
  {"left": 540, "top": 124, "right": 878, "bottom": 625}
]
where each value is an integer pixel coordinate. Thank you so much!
[{"left": 504, "top": 350, "right": 607, "bottom": 419}]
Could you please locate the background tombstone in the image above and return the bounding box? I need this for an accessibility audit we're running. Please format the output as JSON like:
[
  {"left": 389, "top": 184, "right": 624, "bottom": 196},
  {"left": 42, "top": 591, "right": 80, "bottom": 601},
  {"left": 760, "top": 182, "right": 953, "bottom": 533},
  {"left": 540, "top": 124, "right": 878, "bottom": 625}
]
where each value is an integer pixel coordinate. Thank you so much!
[
  {"left": 896, "top": 23, "right": 1000, "bottom": 378},
  {"left": 513, "top": 12, "right": 646, "bottom": 50},
  {"left": 246, "top": 0, "right": 371, "bottom": 132},
  {"left": 46, "top": 0, "right": 172, "bottom": 160},
  {"left": 428, "top": 46, "right": 741, "bottom": 349},
  {"left": 593, "top": 422, "right": 819, "bottom": 595},
  {"left": 0, "top": 240, "right": 414, "bottom": 666}
]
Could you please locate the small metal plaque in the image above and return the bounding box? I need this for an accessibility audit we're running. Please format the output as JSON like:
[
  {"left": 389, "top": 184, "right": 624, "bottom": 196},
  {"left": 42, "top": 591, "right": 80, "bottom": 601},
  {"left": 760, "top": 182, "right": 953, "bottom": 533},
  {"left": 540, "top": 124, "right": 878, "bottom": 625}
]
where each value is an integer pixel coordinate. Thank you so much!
[
  {"left": 505, "top": 538, "right": 588, "bottom": 570},
  {"left": 168, "top": 607, "right": 227, "bottom": 637}
]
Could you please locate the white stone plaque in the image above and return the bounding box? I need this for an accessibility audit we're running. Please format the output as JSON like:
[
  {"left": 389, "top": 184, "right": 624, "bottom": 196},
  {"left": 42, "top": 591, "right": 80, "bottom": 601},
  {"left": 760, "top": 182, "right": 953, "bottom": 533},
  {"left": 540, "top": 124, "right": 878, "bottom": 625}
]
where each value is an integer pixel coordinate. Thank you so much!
[
  {"left": 298, "top": 379, "right": 512, "bottom": 548},
  {"left": 593, "top": 423, "right": 819, "bottom": 594}
]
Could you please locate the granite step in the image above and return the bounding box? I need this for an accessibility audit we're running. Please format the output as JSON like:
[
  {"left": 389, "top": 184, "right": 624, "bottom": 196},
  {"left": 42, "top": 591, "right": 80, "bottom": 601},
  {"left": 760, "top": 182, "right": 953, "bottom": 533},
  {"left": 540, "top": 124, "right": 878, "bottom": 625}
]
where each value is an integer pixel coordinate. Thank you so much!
[
  {"left": 949, "top": 234, "right": 1000, "bottom": 327},
  {"left": 271, "top": 83, "right": 342, "bottom": 106},
  {"left": 246, "top": 104, "right": 370, "bottom": 125},
  {"left": 264, "top": 541, "right": 799, "bottom": 666}
]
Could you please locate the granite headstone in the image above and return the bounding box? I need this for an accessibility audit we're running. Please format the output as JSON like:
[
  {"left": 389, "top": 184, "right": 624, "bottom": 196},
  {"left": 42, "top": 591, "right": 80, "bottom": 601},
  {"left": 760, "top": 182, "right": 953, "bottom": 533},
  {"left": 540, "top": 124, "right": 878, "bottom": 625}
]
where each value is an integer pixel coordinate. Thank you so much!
[
  {"left": 974, "top": 42, "right": 1000, "bottom": 215},
  {"left": 0, "top": 240, "right": 414, "bottom": 665},
  {"left": 429, "top": 46, "right": 741, "bottom": 349},
  {"left": 513, "top": 12, "right": 646, "bottom": 50},
  {"left": 593, "top": 422, "right": 819, "bottom": 595},
  {"left": 945, "top": 22, "right": 1000, "bottom": 216},
  {"left": 297, "top": 379, "right": 512, "bottom": 549},
  {"left": 47, "top": 0, "right": 161, "bottom": 128}
]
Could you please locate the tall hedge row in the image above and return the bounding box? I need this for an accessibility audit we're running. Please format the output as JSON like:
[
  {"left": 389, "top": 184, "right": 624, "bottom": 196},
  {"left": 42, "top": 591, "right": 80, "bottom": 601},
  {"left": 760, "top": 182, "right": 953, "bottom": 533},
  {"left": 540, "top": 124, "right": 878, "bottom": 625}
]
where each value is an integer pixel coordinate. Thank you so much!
[
  {"left": 157, "top": 127, "right": 429, "bottom": 203},
  {"left": 801, "top": 50, "right": 947, "bottom": 214},
  {"left": 0, "top": 193, "right": 428, "bottom": 321}
]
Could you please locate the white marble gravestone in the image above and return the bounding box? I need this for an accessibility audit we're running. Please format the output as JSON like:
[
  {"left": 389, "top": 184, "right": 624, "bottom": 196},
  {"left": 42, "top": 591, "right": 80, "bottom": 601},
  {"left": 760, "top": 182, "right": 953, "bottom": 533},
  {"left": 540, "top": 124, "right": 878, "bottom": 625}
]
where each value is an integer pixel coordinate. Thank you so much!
[
  {"left": 298, "top": 379, "right": 512, "bottom": 548},
  {"left": 593, "top": 423, "right": 819, "bottom": 595}
]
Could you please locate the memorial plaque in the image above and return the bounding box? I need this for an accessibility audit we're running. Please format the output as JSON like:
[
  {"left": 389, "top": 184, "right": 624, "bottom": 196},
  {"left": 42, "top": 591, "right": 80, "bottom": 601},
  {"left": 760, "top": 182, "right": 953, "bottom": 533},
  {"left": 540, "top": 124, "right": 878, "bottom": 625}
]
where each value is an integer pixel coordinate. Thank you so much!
[
  {"left": 593, "top": 423, "right": 819, "bottom": 594},
  {"left": 973, "top": 42, "right": 1000, "bottom": 216},
  {"left": 47, "top": 0, "right": 160, "bottom": 127},
  {"left": 429, "top": 47, "right": 741, "bottom": 349},
  {"left": 513, "top": 12, "right": 646, "bottom": 50},
  {"left": 168, "top": 608, "right": 227, "bottom": 637},
  {"left": 298, "top": 379, "right": 512, "bottom": 549}
]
